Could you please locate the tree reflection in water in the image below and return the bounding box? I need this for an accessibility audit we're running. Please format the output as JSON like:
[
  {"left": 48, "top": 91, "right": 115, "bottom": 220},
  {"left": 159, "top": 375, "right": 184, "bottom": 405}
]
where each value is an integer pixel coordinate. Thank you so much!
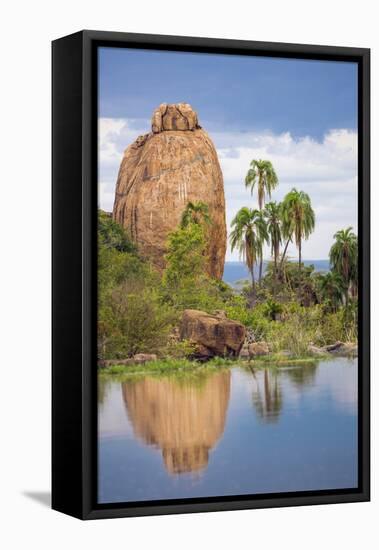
[
  {"left": 122, "top": 371, "right": 231, "bottom": 475},
  {"left": 284, "top": 363, "right": 318, "bottom": 388},
  {"left": 251, "top": 368, "right": 283, "bottom": 423},
  {"left": 250, "top": 363, "right": 318, "bottom": 423}
]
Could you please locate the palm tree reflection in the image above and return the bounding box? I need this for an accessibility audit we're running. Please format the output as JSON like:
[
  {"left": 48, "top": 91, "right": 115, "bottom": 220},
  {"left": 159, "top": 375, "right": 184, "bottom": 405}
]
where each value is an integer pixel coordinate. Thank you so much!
[
  {"left": 250, "top": 363, "right": 318, "bottom": 422},
  {"left": 251, "top": 368, "right": 283, "bottom": 423}
]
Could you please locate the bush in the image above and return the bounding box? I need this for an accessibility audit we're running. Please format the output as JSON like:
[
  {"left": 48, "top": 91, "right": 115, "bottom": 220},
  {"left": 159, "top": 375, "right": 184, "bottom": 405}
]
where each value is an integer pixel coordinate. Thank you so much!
[
  {"left": 342, "top": 300, "right": 358, "bottom": 342},
  {"left": 267, "top": 311, "right": 314, "bottom": 356},
  {"left": 262, "top": 299, "right": 283, "bottom": 321},
  {"left": 98, "top": 210, "right": 135, "bottom": 253},
  {"left": 161, "top": 223, "right": 224, "bottom": 312},
  {"left": 162, "top": 339, "right": 197, "bottom": 359},
  {"left": 98, "top": 280, "right": 175, "bottom": 359}
]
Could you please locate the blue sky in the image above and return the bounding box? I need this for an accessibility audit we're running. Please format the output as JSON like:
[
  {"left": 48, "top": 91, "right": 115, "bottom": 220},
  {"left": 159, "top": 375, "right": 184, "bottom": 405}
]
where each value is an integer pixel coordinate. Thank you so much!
[{"left": 98, "top": 47, "right": 358, "bottom": 260}]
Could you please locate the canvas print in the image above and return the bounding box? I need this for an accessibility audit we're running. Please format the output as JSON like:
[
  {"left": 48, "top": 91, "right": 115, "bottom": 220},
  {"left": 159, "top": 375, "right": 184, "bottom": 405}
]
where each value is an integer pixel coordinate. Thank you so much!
[{"left": 97, "top": 47, "right": 358, "bottom": 504}]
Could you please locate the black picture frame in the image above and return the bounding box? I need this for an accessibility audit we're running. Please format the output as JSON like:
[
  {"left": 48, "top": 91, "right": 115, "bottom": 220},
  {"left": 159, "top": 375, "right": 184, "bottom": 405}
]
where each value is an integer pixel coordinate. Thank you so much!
[{"left": 52, "top": 30, "right": 370, "bottom": 520}]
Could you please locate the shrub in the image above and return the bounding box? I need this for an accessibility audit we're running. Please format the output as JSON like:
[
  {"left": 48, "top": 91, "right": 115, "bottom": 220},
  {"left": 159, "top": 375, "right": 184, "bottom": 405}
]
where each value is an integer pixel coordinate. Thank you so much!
[
  {"left": 263, "top": 299, "right": 283, "bottom": 321},
  {"left": 161, "top": 223, "right": 224, "bottom": 312},
  {"left": 98, "top": 280, "right": 175, "bottom": 359},
  {"left": 162, "top": 339, "right": 197, "bottom": 359},
  {"left": 98, "top": 209, "right": 136, "bottom": 253}
]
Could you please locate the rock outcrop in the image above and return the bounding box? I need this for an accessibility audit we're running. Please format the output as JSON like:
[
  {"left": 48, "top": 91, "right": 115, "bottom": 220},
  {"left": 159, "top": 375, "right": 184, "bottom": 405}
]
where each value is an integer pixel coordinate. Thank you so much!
[
  {"left": 248, "top": 342, "right": 270, "bottom": 357},
  {"left": 180, "top": 309, "right": 246, "bottom": 359},
  {"left": 112, "top": 103, "right": 227, "bottom": 279},
  {"left": 308, "top": 342, "right": 358, "bottom": 358},
  {"left": 239, "top": 341, "right": 270, "bottom": 359}
]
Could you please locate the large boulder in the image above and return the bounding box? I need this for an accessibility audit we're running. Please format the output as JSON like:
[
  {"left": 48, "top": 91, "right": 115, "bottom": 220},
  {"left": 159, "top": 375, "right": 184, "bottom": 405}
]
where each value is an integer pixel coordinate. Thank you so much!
[
  {"left": 180, "top": 309, "right": 246, "bottom": 359},
  {"left": 112, "top": 103, "right": 227, "bottom": 279}
]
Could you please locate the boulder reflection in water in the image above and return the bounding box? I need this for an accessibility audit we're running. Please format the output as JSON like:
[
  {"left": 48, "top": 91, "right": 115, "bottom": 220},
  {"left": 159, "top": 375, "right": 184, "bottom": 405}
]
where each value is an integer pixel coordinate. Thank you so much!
[{"left": 122, "top": 371, "right": 230, "bottom": 475}]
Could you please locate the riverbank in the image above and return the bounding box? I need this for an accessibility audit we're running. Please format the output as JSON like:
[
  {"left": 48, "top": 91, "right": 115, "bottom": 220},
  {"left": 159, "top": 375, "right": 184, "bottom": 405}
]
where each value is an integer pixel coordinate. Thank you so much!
[{"left": 98, "top": 353, "right": 322, "bottom": 379}]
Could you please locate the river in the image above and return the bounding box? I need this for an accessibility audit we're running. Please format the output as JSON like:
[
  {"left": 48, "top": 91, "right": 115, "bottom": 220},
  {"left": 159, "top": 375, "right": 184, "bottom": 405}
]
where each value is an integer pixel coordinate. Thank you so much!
[{"left": 98, "top": 357, "right": 357, "bottom": 503}]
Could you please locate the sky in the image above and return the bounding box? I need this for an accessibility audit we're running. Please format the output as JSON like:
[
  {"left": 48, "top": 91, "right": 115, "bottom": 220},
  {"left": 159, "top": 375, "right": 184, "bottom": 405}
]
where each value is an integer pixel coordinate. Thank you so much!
[{"left": 98, "top": 47, "right": 358, "bottom": 261}]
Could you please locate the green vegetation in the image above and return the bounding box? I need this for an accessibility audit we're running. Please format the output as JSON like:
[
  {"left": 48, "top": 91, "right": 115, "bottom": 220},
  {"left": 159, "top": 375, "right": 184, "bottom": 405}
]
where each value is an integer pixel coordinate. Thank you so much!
[
  {"left": 245, "top": 159, "right": 278, "bottom": 279},
  {"left": 99, "top": 354, "right": 319, "bottom": 380},
  {"left": 99, "top": 357, "right": 231, "bottom": 379},
  {"left": 281, "top": 188, "right": 315, "bottom": 272},
  {"left": 230, "top": 207, "right": 268, "bottom": 288},
  {"left": 330, "top": 226, "right": 358, "bottom": 302},
  {"left": 245, "top": 159, "right": 278, "bottom": 210},
  {"left": 264, "top": 201, "right": 282, "bottom": 287},
  {"left": 180, "top": 200, "right": 211, "bottom": 228},
  {"left": 98, "top": 155, "right": 358, "bottom": 371}
]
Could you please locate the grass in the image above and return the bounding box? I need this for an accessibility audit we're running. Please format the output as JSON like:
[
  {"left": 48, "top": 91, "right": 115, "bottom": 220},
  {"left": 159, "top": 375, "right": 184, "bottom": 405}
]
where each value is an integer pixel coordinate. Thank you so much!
[{"left": 98, "top": 353, "right": 321, "bottom": 379}]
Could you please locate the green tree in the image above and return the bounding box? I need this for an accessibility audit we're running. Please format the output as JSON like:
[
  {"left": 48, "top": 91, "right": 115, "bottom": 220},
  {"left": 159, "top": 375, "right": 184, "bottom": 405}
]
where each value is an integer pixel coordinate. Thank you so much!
[
  {"left": 162, "top": 222, "right": 222, "bottom": 311},
  {"left": 329, "top": 227, "right": 358, "bottom": 302},
  {"left": 264, "top": 201, "right": 282, "bottom": 284},
  {"left": 164, "top": 223, "right": 207, "bottom": 284},
  {"left": 280, "top": 188, "right": 315, "bottom": 274},
  {"left": 245, "top": 160, "right": 279, "bottom": 210},
  {"left": 316, "top": 271, "right": 345, "bottom": 312},
  {"left": 98, "top": 209, "right": 135, "bottom": 253},
  {"left": 180, "top": 201, "right": 211, "bottom": 228},
  {"left": 245, "top": 160, "right": 278, "bottom": 281},
  {"left": 263, "top": 298, "right": 283, "bottom": 321},
  {"left": 230, "top": 207, "right": 268, "bottom": 289},
  {"left": 97, "top": 209, "right": 171, "bottom": 359}
]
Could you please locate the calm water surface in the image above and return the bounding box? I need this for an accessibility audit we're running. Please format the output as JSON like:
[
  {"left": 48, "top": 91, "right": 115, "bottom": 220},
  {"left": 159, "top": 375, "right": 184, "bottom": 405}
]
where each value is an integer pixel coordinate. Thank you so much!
[{"left": 98, "top": 358, "right": 357, "bottom": 503}]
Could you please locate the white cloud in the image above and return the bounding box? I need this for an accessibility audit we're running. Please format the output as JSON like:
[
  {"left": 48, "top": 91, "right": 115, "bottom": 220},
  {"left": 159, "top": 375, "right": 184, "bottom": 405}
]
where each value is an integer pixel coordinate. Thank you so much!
[{"left": 99, "top": 118, "right": 358, "bottom": 261}]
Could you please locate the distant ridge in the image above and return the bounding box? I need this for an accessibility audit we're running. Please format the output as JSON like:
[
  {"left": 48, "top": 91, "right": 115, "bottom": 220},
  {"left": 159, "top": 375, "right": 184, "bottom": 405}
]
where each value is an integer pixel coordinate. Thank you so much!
[{"left": 223, "top": 260, "right": 330, "bottom": 286}]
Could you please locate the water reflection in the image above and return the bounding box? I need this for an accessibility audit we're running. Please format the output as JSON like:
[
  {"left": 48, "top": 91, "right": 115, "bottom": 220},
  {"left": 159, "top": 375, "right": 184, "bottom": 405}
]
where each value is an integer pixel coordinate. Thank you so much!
[
  {"left": 251, "top": 369, "right": 283, "bottom": 423},
  {"left": 122, "top": 371, "right": 231, "bottom": 475},
  {"left": 99, "top": 359, "right": 358, "bottom": 503},
  {"left": 284, "top": 363, "right": 318, "bottom": 387},
  {"left": 249, "top": 363, "right": 318, "bottom": 423}
]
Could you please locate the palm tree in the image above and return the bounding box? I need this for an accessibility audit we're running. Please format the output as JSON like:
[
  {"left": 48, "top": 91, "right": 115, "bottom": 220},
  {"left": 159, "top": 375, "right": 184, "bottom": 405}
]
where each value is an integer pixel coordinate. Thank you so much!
[
  {"left": 264, "top": 201, "right": 282, "bottom": 284},
  {"left": 245, "top": 160, "right": 279, "bottom": 210},
  {"left": 278, "top": 205, "right": 293, "bottom": 280},
  {"left": 256, "top": 210, "right": 269, "bottom": 282},
  {"left": 329, "top": 227, "right": 358, "bottom": 302},
  {"left": 280, "top": 188, "right": 315, "bottom": 274},
  {"left": 180, "top": 201, "right": 211, "bottom": 228},
  {"left": 230, "top": 207, "right": 268, "bottom": 289},
  {"left": 317, "top": 271, "right": 345, "bottom": 311},
  {"left": 245, "top": 160, "right": 278, "bottom": 281}
]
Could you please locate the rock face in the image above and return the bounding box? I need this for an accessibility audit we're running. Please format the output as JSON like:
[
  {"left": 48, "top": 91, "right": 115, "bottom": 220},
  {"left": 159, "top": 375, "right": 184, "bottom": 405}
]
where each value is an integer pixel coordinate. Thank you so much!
[
  {"left": 112, "top": 103, "right": 227, "bottom": 279},
  {"left": 180, "top": 309, "right": 246, "bottom": 359}
]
